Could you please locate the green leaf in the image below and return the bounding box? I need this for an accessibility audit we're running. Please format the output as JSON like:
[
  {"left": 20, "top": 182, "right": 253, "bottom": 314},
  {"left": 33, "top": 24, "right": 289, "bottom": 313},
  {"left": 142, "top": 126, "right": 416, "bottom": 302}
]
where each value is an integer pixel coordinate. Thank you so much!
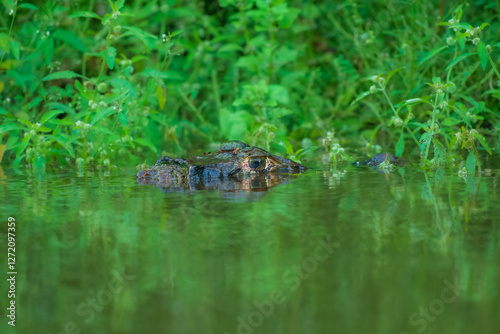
[
  {"left": 91, "top": 107, "right": 117, "bottom": 125},
  {"left": 156, "top": 85, "right": 166, "bottom": 110},
  {"left": 448, "top": 135, "right": 458, "bottom": 152},
  {"left": 134, "top": 138, "right": 157, "bottom": 154},
  {"left": 42, "top": 38, "right": 54, "bottom": 64},
  {"left": 33, "top": 153, "right": 47, "bottom": 169},
  {"left": 17, "top": 119, "right": 32, "bottom": 127},
  {"left": 13, "top": 154, "right": 26, "bottom": 166},
  {"left": 103, "top": 46, "right": 116, "bottom": 70},
  {"left": 91, "top": 126, "right": 114, "bottom": 135},
  {"left": 284, "top": 139, "right": 294, "bottom": 156},
  {"left": 53, "top": 29, "right": 86, "bottom": 52},
  {"left": 452, "top": 102, "right": 472, "bottom": 128},
  {"left": 43, "top": 71, "right": 84, "bottom": 81},
  {"left": 49, "top": 118, "right": 75, "bottom": 126},
  {"left": 28, "top": 97, "right": 43, "bottom": 110},
  {"left": 40, "top": 110, "right": 64, "bottom": 124},
  {"left": 235, "top": 56, "right": 257, "bottom": 68},
  {"left": 115, "top": 0, "right": 125, "bottom": 10},
  {"left": 218, "top": 43, "right": 243, "bottom": 53},
  {"left": 7, "top": 69, "right": 26, "bottom": 89},
  {"left": 480, "top": 22, "right": 490, "bottom": 30},
  {"left": 446, "top": 53, "right": 476, "bottom": 71},
  {"left": 8, "top": 40, "right": 20, "bottom": 60},
  {"left": 394, "top": 97, "right": 431, "bottom": 109},
  {"left": 52, "top": 134, "right": 76, "bottom": 157},
  {"left": 386, "top": 67, "right": 405, "bottom": 85},
  {"left": 118, "top": 112, "right": 127, "bottom": 126},
  {"left": 477, "top": 42, "right": 488, "bottom": 70},
  {"left": 16, "top": 134, "right": 31, "bottom": 157},
  {"left": 121, "top": 26, "right": 158, "bottom": 50},
  {"left": 419, "top": 132, "right": 431, "bottom": 152},
  {"left": 395, "top": 131, "right": 405, "bottom": 157},
  {"left": 18, "top": 3, "right": 39, "bottom": 10},
  {"left": 268, "top": 85, "right": 289, "bottom": 104},
  {"left": 0, "top": 122, "right": 26, "bottom": 133},
  {"left": 350, "top": 90, "right": 377, "bottom": 106},
  {"left": 472, "top": 132, "right": 492, "bottom": 154},
  {"left": 69, "top": 11, "right": 102, "bottom": 20},
  {"left": 466, "top": 150, "right": 476, "bottom": 176},
  {"left": 418, "top": 46, "right": 447, "bottom": 65},
  {"left": 170, "top": 29, "right": 184, "bottom": 37}
]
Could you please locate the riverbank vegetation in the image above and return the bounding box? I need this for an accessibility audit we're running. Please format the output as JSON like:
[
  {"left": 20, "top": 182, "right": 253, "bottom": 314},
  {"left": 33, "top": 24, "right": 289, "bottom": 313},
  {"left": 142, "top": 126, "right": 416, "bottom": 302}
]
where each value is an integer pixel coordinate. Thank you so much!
[{"left": 0, "top": 1, "right": 498, "bottom": 174}]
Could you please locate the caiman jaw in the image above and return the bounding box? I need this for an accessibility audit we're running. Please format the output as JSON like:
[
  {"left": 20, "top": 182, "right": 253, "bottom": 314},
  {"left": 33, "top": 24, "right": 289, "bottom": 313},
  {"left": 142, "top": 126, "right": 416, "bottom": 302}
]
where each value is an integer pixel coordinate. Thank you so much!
[{"left": 237, "top": 155, "right": 307, "bottom": 174}]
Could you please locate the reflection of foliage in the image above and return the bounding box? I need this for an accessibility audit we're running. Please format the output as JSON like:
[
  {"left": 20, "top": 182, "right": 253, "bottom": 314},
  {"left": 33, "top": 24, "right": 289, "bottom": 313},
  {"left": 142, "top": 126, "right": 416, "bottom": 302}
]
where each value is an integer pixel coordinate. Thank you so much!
[
  {"left": 2, "top": 161, "right": 498, "bottom": 332},
  {"left": 321, "top": 131, "right": 351, "bottom": 164}
]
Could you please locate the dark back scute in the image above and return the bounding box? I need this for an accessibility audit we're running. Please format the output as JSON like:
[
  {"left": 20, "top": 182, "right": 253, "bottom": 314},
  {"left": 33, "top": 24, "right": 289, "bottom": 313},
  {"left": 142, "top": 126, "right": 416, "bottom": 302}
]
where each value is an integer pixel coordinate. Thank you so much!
[{"left": 220, "top": 140, "right": 250, "bottom": 151}]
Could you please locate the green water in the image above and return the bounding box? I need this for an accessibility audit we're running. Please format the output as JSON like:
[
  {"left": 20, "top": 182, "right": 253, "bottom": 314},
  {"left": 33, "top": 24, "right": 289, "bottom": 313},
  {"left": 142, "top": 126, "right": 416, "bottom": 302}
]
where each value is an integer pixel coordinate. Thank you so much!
[{"left": 1, "top": 156, "right": 500, "bottom": 334}]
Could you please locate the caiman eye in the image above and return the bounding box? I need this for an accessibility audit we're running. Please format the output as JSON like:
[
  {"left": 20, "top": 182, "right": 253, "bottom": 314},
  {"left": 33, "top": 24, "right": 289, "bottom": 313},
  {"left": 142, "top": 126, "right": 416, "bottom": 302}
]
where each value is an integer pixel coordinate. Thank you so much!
[{"left": 249, "top": 158, "right": 261, "bottom": 169}]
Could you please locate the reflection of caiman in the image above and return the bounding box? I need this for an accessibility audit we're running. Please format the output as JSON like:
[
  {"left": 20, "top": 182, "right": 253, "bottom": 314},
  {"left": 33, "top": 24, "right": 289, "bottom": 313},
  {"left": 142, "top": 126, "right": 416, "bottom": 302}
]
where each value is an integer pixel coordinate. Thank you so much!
[{"left": 137, "top": 141, "right": 307, "bottom": 191}]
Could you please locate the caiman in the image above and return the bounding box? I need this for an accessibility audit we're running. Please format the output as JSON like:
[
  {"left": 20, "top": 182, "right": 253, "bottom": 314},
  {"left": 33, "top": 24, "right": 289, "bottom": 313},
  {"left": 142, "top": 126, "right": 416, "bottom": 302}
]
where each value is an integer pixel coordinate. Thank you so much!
[{"left": 137, "top": 141, "right": 307, "bottom": 189}]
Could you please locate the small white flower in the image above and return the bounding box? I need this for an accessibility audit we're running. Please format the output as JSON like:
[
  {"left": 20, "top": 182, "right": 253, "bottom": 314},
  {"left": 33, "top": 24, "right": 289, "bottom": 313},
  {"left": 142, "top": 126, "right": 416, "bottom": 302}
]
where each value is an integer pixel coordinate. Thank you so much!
[
  {"left": 369, "top": 85, "right": 376, "bottom": 91},
  {"left": 46, "top": 31, "right": 50, "bottom": 36},
  {"left": 9, "top": 9, "right": 14, "bottom": 15},
  {"left": 76, "top": 120, "right": 83, "bottom": 127},
  {"left": 84, "top": 123, "right": 92, "bottom": 129},
  {"left": 6, "top": 97, "right": 11, "bottom": 103},
  {"left": 394, "top": 117, "right": 404, "bottom": 127},
  {"left": 103, "top": 159, "right": 110, "bottom": 166},
  {"left": 472, "top": 37, "right": 480, "bottom": 45},
  {"left": 446, "top": 37, "right": 456, "bottom": 46},
  {"left": 448, "top": 18, "right": 458, "bottom": 25}
]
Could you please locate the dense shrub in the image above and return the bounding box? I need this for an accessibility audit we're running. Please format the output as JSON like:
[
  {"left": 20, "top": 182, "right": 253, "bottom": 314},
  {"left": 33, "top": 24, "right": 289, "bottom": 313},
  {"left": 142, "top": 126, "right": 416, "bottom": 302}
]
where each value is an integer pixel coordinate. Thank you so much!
[{"left": 0, "top": 0, "right": 498, "bottom": 172}]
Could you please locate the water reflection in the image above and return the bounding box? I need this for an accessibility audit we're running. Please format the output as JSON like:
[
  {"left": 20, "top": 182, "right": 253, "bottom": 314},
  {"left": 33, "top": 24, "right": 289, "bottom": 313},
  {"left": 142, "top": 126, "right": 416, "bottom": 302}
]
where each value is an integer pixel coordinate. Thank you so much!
[
  {"left": 137, "top": 173, "right": 301, "bottom": 200},
  {"left": 1, "top": 158, "right": 500, "bottom": 334}
]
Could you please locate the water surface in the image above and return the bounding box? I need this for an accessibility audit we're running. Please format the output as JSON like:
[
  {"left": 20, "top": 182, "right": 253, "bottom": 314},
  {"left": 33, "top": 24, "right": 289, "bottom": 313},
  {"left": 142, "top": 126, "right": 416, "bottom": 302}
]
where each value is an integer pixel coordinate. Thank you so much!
[{"left": 1, "top": 156, "right": 499, "bottom": 334}]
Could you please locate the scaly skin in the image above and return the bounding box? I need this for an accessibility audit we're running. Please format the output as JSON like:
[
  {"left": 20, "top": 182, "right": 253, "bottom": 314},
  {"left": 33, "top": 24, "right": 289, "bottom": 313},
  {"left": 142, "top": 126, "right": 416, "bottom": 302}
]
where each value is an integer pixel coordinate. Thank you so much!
[{"left": 137, "top": 141, "right": 307, "bottom": 186}]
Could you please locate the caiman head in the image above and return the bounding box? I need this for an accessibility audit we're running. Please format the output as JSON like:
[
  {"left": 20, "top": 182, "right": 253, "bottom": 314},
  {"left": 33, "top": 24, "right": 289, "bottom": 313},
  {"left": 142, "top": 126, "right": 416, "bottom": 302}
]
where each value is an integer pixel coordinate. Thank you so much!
[
  {"left": 186, "top": 141, "right": 306, "bottom": 178},
  {"left": 137, "top": 141, "right": 307, "bottom": 186}
]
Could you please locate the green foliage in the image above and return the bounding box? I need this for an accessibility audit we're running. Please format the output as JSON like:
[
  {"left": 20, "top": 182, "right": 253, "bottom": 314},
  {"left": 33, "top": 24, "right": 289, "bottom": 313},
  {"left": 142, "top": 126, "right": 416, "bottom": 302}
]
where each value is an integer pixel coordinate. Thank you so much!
[{"left": 0, "top": 1, "right": 498, "bottom": 173}]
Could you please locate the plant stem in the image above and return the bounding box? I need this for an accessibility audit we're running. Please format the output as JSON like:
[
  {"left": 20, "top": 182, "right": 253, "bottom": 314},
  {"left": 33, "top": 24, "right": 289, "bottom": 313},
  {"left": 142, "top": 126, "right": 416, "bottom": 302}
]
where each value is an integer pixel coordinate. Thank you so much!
[
  {"left": 486, "top": 53, "right": 500, "bottom": 81},
  {"left": 382, "top": 88, "right": 420, "bottom": 147},
  {"left": 0, "top": 7, "right": 17, "bottom": 65},
  {"left": 423, "top": 94, "right": 439, "bottom": 166}
]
